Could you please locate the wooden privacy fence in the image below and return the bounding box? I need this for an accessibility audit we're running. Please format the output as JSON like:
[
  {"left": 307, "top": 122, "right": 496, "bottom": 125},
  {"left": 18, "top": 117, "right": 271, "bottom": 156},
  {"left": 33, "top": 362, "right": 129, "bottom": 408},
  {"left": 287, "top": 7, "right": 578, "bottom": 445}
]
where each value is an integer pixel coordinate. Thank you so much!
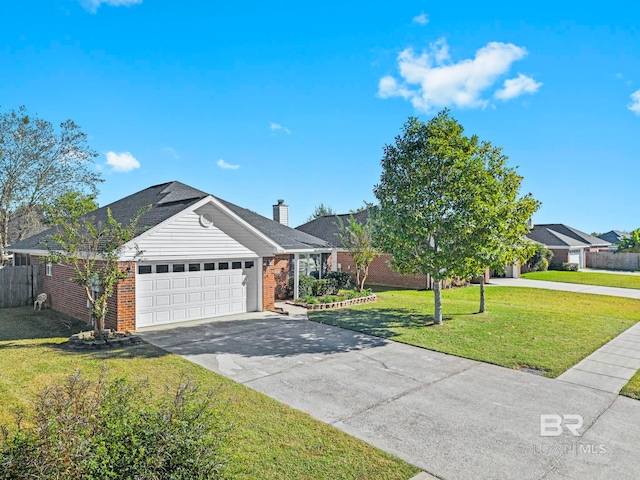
[
  {"left": 586, "top": 251, "right": 640, "bottom": 271},
  {"left": 0, "top": 265, "right": 42, "bottom": 308}
]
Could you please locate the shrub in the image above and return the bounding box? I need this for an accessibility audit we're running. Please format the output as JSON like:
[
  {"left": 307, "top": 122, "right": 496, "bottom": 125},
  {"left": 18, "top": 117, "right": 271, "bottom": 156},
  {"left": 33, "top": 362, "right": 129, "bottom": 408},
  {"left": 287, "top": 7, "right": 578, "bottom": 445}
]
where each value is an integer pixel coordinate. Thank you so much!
[
  {"left": 324, "top": 278, "right": 340, "bottom": 295},
  {"left": 320, "top": 296, "right": 341, "bottom": 304},
  {"left": 325, "top": 272, "right": 353, "bottom": 290},
  {"left": 527, "top": 244, "right": 553, "bottom": 272},
  {"left": 0, "top": 371, "right": 227, "bottom": 479},
  {"left": 313, "top": 279, "right": 330, "bottom": 296},
  {"left": 549, "top": 262, "right": 579, "bottom": 271},
  {"left": 298, "top": 275, "right": 317, "bottom": 297},
  {"left": 296, "top": 295, "right": 318, "bottom": 304}
]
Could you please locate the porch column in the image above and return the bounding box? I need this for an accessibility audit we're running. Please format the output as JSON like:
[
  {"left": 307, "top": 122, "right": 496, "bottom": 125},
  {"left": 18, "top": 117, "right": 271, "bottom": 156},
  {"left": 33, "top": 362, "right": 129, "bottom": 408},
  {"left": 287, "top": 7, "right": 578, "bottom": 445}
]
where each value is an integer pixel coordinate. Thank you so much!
[
  {"left": 331, "top": 249, "right": 338, "bottom": 272},
  {"left": 293, "top": 253, "right": 300, "bottom": 300}
]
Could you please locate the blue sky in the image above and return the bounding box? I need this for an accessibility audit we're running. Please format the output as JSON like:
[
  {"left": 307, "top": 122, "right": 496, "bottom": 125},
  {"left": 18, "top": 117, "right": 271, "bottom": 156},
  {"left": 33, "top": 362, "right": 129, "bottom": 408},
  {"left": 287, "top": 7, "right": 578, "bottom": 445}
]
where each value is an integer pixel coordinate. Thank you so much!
[{"left": 2, "top": 1, "right": 639, "bottom": 233}]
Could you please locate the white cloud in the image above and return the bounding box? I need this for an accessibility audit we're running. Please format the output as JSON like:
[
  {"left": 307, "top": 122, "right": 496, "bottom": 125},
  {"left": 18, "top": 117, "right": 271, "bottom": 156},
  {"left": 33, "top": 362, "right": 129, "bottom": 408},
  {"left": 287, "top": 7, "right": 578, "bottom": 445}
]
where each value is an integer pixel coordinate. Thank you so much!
[
  {"left": 270, "top": 122, "right": 291, "bottom": 134},
  {"left": 217, "top": 159, "right": 239, "bottom": 170},
  {"left": 495, "top": 73, "right": 543, "bottom": 100},
  {"left": 412, "top": 13, "right": 429, "bottom": 25},
  {"left": 105, "top": 151, "right": 140, "bottom": 172},
  {"left": 80, "top": 0, "right": 142, "bottom": 14},
  {"left": 378, "top": 38, "right": 538, "bottom": 112},
  {"left": 628, "top": 90, "right": 640, "bottom": 115}
]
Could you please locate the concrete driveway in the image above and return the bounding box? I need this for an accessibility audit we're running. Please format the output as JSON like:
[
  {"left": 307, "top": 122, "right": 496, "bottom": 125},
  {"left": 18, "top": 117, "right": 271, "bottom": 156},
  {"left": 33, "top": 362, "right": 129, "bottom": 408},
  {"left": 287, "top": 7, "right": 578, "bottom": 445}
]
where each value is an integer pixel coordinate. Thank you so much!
[{"left": 138, "top": 312, "right": 640, "bottom": 480}]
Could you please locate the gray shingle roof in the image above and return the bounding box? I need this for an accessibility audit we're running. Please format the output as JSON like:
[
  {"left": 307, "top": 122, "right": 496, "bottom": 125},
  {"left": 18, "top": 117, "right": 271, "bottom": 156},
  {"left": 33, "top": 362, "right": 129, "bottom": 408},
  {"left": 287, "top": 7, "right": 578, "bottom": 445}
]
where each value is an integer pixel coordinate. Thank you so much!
[
  {"left": 296, "top": 209, "right": 371, "bottom": 248},
  {"left": 597, "top": 230, "right": 629, "bottom": 244},
  {"left": 8, "top": 181, "right": 329, "bottom": 253},
  {"left": 526, "top": 224, "right": 611, "bottom": 248}
]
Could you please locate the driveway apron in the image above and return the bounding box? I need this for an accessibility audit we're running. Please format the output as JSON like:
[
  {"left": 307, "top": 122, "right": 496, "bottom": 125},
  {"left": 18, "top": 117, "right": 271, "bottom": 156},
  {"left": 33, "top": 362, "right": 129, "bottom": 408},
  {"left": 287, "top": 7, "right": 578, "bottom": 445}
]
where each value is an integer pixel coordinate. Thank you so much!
[{"left": 138, "top": 311, "right": 640, "bottom": 480}]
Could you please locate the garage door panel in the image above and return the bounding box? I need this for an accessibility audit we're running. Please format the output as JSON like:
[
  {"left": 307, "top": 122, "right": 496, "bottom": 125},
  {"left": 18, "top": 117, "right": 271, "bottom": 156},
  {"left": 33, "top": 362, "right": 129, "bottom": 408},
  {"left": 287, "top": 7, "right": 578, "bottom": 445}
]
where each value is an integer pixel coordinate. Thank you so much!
[
  {"left": 156, "top": 295, "right": 170, "bottom": 307},
  {"left": 136, "top": 261, "right": 256, "bottom": 328},
  {"left": 172, "top": 293, "right": 187, "bottom": 304},
  {"left": 173, "top": 278, "right": 187, "bottom": 289}
]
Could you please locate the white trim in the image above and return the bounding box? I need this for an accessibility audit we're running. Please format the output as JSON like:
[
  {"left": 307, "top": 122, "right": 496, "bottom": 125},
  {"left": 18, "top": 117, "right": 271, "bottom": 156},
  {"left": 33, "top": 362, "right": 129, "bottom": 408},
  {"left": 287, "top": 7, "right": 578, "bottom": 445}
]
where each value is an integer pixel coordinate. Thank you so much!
[
  {"left": 293, "top": 253, "right": 300, "bottom": 300},
  {"left": 257, "top": 257, "right": 264, "bottom": 312}
]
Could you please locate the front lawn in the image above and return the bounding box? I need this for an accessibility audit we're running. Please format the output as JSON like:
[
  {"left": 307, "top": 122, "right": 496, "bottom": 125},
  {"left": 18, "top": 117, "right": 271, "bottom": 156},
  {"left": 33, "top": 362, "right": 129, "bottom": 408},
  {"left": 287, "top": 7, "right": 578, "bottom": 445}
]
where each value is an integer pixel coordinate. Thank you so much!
[
  {"left": 0, "top": 307, "right": 419, "bottom": 480},
  {"left": 522, "top": 270, "right": 640, "bottom": 289},
  {"left": 308, "top": 287, "right": 640, "bottom": 379}
]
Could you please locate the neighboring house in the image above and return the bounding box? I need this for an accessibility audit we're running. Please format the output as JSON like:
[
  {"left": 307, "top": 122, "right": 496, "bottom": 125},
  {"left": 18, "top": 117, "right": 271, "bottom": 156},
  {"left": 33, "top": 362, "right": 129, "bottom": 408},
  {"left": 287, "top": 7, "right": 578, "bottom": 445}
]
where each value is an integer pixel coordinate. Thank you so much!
[
  {"left": 525, "top": 224, "right": 610, "bottom": 268},
  {"left": 296, "top": 209, "right": 431, "bottom": 289},
  {"left": 597, "top": 230, "right": 630, "bottom": 250},
  {"left": 8, "top": 181, "right": 331, "bottom": 331}
]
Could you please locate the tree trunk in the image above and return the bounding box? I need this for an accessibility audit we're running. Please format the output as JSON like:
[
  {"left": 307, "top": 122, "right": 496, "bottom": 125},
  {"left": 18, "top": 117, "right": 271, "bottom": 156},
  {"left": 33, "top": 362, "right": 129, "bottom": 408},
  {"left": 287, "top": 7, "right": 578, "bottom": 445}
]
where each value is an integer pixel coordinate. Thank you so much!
[
  {"left": 360, "top": 266, "right": 369, "bottom": 292},
  {"left": 433, "top": 279, "right": 442, "bottom": 325},
  {"left": 479, "top": 275, "right": 486, "bottom": 313},
  {"left": 355, "top": 269, "right": 361, "bottom": 292}
]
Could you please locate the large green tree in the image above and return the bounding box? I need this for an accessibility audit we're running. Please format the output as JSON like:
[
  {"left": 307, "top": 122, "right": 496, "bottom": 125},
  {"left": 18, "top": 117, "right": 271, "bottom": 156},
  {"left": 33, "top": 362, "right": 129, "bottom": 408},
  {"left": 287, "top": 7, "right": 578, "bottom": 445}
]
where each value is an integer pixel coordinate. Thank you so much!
[
  {"left": 335, "top": 214, "right": 380, "bottom": 291},
  {"left": 0, "top": 106, "right": 101, "bottom": 261},
  {"left": 454, "top": 140, "right": 540, "bottom": 312},
  {"left": 373, "top": 112, "right": 487, "bottom": 325}
]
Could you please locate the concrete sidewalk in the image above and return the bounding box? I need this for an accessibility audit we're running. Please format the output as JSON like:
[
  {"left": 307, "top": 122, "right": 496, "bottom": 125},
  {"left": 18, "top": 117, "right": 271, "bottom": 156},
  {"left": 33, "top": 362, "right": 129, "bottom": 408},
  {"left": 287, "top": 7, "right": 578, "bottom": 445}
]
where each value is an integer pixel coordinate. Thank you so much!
[
  {"left": 488, "top": 277, "right": 640, "bottom": 299},
  {"left": 139, "top": 307, "right": 640, "bottom": 480}
]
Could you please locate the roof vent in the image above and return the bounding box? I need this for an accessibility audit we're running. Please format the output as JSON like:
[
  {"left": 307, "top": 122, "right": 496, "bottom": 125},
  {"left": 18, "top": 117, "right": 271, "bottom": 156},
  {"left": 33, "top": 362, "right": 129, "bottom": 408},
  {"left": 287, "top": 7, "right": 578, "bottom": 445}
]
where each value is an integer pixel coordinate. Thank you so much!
[{"left": 273, "top": 199, "right": 289, "bottom": 227}]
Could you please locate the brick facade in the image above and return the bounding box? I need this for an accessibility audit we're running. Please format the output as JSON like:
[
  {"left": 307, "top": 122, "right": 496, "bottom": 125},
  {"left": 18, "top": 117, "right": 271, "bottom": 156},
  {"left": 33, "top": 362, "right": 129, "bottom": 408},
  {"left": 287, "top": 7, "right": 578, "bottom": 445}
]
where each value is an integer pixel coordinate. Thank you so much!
[
  {"left": 549, "top": 249, "right": 569, "bottom": 263},
  {"left": 262, "top": 254, "right": 290, "bottom": 311},
  {"left": 38, "top": 257, "right": 137, "bottom": 333},
  {"left": 335, "top": 252, "right": 431, "bottom": 289}
]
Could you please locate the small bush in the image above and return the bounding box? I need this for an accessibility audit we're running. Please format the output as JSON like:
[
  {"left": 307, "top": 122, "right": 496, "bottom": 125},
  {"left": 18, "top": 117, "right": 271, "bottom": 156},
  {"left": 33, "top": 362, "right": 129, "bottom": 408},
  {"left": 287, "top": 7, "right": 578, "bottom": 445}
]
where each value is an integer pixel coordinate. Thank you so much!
[
  {"left": 298, "top": 275, "right": 317, "bottom": 297},
  {"left": 320, "top": 296, "right": 341, "bottom": 304},
  {"left": 313, "top": 279, "right": 330, "bottom": 296},
  {"left": 549, "top": 262, "right": 579, "bottom": 271},
  {"left": 325, "top": 272, "right": 353, "bottom": 290},
  {"left": 341, "top": 289, "right": 372, "bottom": 300},
  {"left": 295, "top": 295, "right": 318, "bottom": 305},
  {"left": 0, "top": 371, "right": 227, "bottom": 479},
  {"left": 324, "top": 278, "right": 340, "bottom": 295}
]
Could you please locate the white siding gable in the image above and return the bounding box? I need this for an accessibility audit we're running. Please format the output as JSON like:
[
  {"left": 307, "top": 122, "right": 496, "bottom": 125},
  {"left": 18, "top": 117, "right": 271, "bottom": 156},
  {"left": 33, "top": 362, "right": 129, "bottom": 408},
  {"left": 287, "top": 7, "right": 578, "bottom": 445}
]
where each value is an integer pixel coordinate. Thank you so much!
[{"left": 127, "top": 201, "right": 275, "bottom": 261}]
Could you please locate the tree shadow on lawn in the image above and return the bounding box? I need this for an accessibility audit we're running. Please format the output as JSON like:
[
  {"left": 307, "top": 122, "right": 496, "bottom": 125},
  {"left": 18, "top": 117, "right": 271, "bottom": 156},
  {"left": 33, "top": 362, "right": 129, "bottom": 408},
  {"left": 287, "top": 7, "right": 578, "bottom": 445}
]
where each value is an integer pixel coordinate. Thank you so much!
[
  {"left": 0, "top": 307, "right": 169, "bottom": 360},
  {"left": 311, "top": 307, "right": 459, "bottom": 340}
]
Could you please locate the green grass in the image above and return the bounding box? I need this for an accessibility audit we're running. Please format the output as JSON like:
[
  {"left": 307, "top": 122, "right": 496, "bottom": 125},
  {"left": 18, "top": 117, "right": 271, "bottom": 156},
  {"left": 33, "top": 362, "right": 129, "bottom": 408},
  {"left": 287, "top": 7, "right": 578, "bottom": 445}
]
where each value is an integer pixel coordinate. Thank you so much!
[
  {"left": 0, "top": 307, "right": 419, "bottom": 480},
  {"left": 308, "top": 286, "right": 640, "bottom": 379},
  {"left": 522, "top": 270, "right": 640, "bottom": 289},
  {"left": 621, "top": 370, "right": 640, "bottom": 400}
]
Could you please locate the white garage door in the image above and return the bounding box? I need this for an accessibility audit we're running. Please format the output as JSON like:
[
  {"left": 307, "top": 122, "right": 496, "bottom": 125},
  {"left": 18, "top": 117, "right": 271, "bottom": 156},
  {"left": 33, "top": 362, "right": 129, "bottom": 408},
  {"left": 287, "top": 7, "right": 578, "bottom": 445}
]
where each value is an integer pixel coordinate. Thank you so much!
[
  {"left": 569, "top": 249, "right": 581, "bottom": 267},
  {"left": 135, "top": 259, "right": 258, "bottom": 328}
]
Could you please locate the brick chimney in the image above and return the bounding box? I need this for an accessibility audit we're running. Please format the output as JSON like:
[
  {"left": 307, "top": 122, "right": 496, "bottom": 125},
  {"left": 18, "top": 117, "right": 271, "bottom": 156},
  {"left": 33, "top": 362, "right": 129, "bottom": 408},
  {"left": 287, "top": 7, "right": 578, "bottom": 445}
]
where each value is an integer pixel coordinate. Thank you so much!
[{"left": 273, "top": 199, "right": 289, "bottom": 227}]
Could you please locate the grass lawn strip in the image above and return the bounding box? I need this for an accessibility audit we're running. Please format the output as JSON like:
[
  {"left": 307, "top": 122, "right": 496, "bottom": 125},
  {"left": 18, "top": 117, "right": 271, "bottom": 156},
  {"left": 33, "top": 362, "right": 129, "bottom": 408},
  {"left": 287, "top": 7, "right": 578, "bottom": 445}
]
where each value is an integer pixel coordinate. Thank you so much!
[
  {"left": 522, "top": 271, "right": 640, "bottom": 290},
  {"left": 308, "top": 286, "right": 640, "bottom": 380},
  {"left": 621, "top": 370, "right": 640, "bottom": 400},
  {"left": 0, "top": 307, "right": 419, "bottom": 480}
]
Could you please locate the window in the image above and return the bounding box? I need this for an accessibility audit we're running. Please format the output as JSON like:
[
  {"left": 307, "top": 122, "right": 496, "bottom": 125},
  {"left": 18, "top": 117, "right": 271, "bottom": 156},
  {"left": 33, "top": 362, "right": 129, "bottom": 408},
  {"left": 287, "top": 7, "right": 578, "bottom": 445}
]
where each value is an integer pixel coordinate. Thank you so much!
[
  {"left": 189, "top": 263, "right": 201, "bottom": 272},
  {"left": 138, "top": 265, "right": 152, "bottom": 275},
  {"left": 204, "top": 263, "right": 215, "bottom": 271},
  {"left": 156, "top": 264, "right": 169, "bottom": 273},
  {"left": 14, "top": 253, "right": 29, "bottom": 266},
  {"left": 173, "top": 264, "right": 185, "bottom": 273},
  {"left": 218, "top": 262, "right": 229, "bottom": 270},
  {"left": 245, "top": 261, "right": 254, "bottom": 268},
  {"left": 45, "top": 263, "right": 52, "bottom": 277},
  {"left": 232, "top": 261, "right": 242, "bottom": 269}
]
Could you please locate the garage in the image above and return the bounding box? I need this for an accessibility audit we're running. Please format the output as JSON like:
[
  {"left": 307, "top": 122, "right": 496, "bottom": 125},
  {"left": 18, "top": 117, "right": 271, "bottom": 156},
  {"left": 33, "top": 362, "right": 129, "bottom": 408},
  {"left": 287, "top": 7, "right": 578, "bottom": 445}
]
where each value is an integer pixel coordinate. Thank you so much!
[
  {"left": 135, "top": 259, "right": 258, "bottom": 328},
  {"left": 569, "top": 249, "right": 582, "bottom": 268}
]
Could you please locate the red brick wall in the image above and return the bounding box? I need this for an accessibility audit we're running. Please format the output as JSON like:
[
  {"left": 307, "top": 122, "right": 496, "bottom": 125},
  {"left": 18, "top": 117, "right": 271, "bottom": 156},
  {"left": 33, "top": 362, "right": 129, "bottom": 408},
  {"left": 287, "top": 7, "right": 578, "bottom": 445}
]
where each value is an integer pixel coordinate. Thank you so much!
[
  {"left": 549, "top": 249, "right": 569, "bottom": 263},
  {"left": 262, "top": 254, "right": 290, "bottom": 311},
  {"left": 335, "top": 252, "right": 430, "bottom": 289},
  {"left": 38, "top": 257, "right": 136, "bottom": 333}
]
